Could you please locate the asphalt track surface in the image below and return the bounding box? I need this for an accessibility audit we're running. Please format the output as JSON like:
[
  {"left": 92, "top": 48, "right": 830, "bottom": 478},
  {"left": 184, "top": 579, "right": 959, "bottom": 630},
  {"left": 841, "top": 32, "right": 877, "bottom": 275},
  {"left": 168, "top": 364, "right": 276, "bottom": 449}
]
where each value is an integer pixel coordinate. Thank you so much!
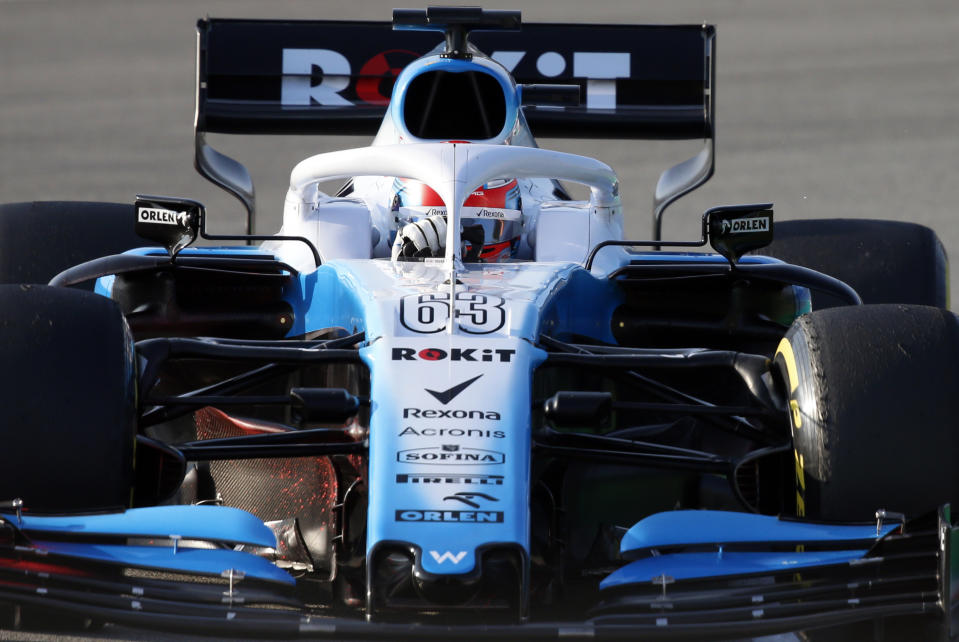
[{"left": 1, "top": 0, "right": 958, "bottom": 639}]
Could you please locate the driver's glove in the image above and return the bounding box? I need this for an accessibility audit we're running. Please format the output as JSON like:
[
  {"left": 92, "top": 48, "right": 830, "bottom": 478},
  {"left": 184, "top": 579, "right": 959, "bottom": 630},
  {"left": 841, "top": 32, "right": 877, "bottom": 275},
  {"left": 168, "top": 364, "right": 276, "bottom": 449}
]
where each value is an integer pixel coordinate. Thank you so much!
[{"left": 391, "top": 215, "right": 447, "bottom": 260}]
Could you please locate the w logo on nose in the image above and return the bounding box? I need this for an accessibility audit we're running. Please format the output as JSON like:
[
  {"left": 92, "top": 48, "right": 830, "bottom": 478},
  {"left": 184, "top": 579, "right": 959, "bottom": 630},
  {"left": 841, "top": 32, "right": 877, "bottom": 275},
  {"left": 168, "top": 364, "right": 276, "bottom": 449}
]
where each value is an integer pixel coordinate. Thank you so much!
[{"left": 429, "top": 550, "right": 467, "bottom": 565}]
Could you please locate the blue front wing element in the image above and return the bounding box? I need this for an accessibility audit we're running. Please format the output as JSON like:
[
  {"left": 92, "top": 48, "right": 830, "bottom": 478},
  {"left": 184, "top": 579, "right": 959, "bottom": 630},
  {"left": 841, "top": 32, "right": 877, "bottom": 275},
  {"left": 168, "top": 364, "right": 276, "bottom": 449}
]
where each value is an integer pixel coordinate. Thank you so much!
[
  {"left": 619, "top": 509, "right": 899, "bottom": 556},
  {"left": 602, "top": 509, "right": 900, "bottom": 590},
  {"left": 32, "top": 541, "right": 295, "bottom": 585},
  {"left": 1, "top": 505, "right": 293, "bottom": 586},
  {"left": 10, "top": 505, "right": 278, "bottom": 548},
  {"left": 602, "top": 549, "right": 869, "bottom": 589}
]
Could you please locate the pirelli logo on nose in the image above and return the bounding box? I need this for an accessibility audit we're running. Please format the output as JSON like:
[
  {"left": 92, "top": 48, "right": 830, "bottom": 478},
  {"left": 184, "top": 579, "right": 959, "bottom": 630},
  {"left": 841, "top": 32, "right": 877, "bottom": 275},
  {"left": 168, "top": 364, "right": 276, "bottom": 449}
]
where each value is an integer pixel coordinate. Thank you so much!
[
  {"left": 722, "top": 216, "right": 770, "bottom": 234},
  {"left": 137, "top": 207, "right": 188, "bottom": 226}
]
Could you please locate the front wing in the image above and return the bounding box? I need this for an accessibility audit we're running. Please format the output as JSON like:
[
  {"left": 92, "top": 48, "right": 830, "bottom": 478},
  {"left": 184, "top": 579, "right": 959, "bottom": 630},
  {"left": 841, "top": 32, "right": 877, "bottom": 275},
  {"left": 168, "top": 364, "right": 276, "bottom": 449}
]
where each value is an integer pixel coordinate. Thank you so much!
[{"left": 1, "top": 503, "right": 955, "bottom": 639}]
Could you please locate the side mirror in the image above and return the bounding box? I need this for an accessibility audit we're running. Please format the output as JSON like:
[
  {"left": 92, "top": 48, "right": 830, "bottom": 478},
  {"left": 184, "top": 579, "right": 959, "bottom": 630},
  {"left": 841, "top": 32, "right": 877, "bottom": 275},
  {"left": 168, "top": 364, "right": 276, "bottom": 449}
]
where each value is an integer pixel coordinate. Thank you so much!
[
  {"left": 135, "top": 195, "right": 203, "bottom": 257},
  {"left": 707, "top": 203, "right": 774, "bottom": 265}
]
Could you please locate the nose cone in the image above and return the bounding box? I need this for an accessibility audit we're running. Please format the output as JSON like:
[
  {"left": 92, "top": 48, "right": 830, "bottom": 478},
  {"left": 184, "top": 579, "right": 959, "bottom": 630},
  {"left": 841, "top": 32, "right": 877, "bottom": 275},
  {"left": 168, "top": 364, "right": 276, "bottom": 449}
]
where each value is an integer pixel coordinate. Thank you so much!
[{"left": 368, "top": 544, "right": 527, "bottom": 619}]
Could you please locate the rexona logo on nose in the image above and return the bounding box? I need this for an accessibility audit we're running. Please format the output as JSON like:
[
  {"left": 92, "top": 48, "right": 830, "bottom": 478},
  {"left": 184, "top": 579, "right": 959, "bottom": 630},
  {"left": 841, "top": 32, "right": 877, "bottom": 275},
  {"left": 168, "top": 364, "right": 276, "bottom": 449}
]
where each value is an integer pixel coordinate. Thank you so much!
[
  {"left": 137, "top": 207, "right": 189, "bottom": 227},
  {"left": 721, "top": 216, "right": 770, "bottom": 234},
  {"left": 402, "top": 408, "right": 501, "bottom": 420},
  {"left": 397, "top": 444, "right": 505, "bottom": 465},
  {"left": 392, "top": 347, "right": 515, "bottom": 362}
]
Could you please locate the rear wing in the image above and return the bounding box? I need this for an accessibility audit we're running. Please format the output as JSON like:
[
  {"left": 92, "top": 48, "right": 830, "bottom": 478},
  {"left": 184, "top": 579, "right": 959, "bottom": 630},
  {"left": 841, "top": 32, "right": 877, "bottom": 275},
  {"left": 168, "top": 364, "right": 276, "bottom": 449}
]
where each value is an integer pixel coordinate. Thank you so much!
[{"left": 195, "top": 18, "right": 715, "bottom": 237}]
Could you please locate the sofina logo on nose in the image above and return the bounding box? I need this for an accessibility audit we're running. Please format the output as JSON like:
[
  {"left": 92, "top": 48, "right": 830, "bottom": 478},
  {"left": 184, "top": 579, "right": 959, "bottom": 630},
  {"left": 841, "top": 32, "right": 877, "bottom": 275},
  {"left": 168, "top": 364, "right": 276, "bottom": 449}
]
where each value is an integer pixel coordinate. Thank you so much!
[{"left": 397, "top": 445, "right": 505, "bottom": 464}]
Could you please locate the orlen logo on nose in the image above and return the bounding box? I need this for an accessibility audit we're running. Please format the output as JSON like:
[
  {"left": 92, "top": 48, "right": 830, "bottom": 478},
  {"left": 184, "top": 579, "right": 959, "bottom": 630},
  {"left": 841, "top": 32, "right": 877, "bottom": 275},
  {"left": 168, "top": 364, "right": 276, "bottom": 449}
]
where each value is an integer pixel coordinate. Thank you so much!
[{"left": 392, "top": 347, "right": 515, "bottom": 363}]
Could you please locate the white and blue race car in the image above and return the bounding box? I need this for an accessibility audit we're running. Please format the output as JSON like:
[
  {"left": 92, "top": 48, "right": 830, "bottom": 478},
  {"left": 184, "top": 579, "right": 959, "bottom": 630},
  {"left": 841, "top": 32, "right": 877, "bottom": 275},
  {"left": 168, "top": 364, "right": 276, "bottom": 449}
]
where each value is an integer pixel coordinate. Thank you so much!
[{"left": 1, "top": 7, "right": 957, "bottom": 639}]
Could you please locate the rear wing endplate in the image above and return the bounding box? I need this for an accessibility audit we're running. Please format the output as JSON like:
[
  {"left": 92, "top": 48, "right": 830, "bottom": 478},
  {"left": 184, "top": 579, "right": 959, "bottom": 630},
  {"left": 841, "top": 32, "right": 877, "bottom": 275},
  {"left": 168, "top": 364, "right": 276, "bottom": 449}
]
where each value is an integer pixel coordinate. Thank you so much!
[{"left": 195, "top": 18, "right": 715, "bottom": 237}]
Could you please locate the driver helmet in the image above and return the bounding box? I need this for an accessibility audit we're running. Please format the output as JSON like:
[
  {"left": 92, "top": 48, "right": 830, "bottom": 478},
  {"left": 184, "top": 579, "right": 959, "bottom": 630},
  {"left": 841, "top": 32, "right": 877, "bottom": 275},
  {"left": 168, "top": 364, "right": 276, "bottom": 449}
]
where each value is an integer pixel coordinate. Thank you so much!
[{"left": 390, "top": 176, "right": 523, "bottom": 262}]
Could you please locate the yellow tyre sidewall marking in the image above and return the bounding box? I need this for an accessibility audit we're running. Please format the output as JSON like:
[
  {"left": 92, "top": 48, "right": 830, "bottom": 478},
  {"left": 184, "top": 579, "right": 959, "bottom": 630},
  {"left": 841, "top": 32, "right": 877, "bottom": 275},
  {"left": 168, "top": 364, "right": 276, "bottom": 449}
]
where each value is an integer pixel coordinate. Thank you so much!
[
  {"left": 776, "top": 337, "right": 807, "bottom": 518},
  {"left": 775, "top": 338, "right": 802, "bottom": 430}
]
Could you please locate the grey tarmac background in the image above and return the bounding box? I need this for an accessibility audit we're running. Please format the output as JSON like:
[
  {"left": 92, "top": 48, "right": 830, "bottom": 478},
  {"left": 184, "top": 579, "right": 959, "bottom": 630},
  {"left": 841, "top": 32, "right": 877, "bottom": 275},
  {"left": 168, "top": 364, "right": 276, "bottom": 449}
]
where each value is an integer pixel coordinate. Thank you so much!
[
  {"left": 1, "top": 0, "right": 957, "bottom": 639},
  {"left": 3, "top": 0, "right": 959, "bottom": 300}
]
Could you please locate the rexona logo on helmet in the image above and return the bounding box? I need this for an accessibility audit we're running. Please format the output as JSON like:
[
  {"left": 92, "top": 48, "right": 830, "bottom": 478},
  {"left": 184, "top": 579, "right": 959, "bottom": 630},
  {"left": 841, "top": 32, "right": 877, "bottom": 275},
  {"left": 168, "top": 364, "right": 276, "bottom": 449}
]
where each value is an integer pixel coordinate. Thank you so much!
[{"left": 391, "top": 171, "right": 523, "bottom": 263}]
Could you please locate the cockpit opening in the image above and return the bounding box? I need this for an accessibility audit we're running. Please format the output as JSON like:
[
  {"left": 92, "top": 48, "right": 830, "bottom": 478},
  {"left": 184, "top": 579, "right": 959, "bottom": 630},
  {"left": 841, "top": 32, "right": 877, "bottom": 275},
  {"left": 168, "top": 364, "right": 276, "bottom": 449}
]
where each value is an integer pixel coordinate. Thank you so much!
[{"left": 402, "top": 70, "right": 507, "bottom": 140}]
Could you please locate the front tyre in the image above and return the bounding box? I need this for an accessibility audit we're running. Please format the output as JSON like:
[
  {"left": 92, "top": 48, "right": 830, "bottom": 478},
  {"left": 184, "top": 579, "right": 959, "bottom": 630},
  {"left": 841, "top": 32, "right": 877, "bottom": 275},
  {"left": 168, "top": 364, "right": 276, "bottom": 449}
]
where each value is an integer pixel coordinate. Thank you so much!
[
  {"left": 756, "top": 219, "right": 948, "bottom": 309},
  {"left": 0, "top": 201, "right": 142, "bottom": 288},
  {"left": 0, "top": 285, "right": 137, "bottom": 512},
  {"left": 775, "top": 304, "right": 959, "bottom": 521}
]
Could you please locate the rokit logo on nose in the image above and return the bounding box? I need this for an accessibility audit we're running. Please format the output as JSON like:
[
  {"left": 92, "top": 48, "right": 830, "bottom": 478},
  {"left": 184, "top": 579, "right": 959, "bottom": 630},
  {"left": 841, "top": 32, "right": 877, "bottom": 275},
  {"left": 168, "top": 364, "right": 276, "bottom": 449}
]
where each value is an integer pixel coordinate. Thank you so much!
[{"left": 392, "top": 347, "right": 515, "bottom": 362}]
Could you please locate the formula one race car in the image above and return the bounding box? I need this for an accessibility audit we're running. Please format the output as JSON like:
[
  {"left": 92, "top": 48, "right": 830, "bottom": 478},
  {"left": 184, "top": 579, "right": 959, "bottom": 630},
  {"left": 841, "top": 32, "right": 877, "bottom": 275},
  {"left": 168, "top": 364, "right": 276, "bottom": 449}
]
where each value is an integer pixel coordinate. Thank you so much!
[{"left": 2, "top": 7, "right": 958, "bottom": 640}]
